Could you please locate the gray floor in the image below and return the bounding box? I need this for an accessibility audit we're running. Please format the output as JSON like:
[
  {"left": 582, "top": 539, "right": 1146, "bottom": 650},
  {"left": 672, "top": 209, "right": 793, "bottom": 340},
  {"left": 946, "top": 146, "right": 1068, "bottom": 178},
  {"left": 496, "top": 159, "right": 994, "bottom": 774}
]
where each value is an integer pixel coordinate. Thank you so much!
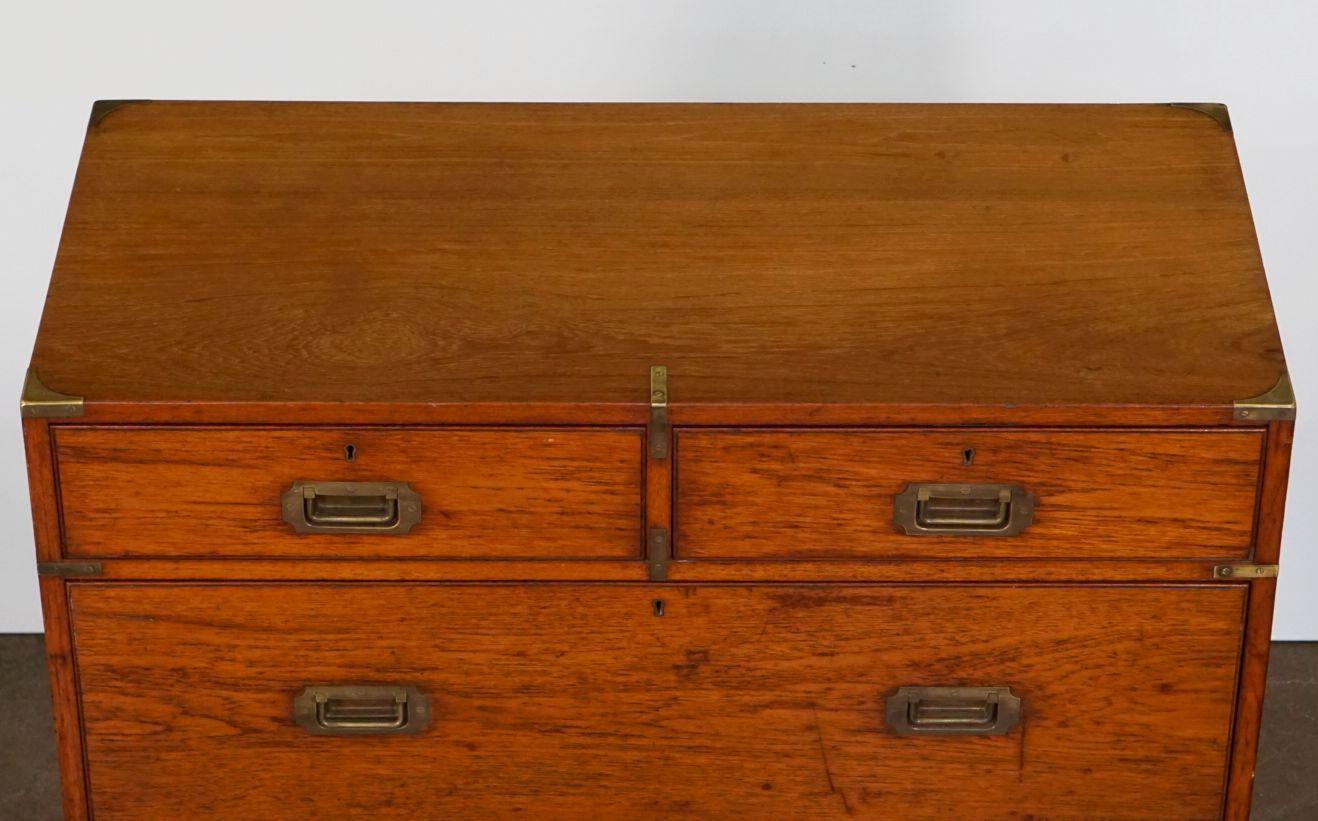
[
  {"left": 0, "top": 636, "right": 1314, "bottom": 820},
  {"left": 0, "top": 636, "right": 60, "bottom": 821}
]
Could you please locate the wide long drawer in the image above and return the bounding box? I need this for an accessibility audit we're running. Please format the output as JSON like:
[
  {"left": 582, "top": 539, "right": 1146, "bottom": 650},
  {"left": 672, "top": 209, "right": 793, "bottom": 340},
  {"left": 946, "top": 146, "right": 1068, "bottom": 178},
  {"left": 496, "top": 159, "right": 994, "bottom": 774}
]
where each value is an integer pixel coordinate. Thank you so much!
[
  {"left": 677, "top": 429, "right": 1263, "bottom": 560},
  {"left": 54, "top": 427, "right": 643, "bottom": 559},
  {"left": 69, "top": 583, "right": 1244, "bottom": 820}
]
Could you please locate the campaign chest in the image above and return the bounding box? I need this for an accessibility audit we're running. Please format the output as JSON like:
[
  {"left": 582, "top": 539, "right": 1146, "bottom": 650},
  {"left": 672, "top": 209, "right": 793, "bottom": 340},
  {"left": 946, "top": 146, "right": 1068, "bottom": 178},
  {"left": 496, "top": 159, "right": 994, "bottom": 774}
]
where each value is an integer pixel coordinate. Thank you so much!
[{"left": 23, "top": 101, "right": 1294, "bottom": 820}]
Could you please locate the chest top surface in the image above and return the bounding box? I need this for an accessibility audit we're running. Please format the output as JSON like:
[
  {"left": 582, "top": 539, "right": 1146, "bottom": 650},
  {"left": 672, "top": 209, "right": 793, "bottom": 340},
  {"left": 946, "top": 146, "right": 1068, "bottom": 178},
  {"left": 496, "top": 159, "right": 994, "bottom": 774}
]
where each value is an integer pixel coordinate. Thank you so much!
[{"left": 29, "top": 101, "right": 1284, "bottom": 418}]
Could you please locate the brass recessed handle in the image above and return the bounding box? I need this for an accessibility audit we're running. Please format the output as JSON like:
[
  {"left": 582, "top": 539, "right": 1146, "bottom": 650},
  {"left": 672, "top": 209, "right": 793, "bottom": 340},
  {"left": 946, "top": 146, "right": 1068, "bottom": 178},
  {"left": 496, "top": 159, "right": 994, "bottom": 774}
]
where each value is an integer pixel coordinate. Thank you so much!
[
  {"left": 281, "top": 481, "right": 421, "bottom": 535},
  {"left": 886, "top": 686, "right": 1021, "bottom": 736},
  {"left": 293, "top": 686, "right": 430, "bottom": 735},
  {"left": 893, "top": 483, "right": 1034, "bottom": 536}
]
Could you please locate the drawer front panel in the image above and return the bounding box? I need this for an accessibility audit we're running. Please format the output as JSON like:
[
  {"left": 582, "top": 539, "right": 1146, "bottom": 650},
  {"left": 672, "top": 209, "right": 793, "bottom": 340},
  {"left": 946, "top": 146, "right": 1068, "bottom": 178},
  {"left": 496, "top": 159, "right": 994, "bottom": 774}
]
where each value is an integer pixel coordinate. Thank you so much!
[
  {"left": 55, "top": 427, "right": 642, "bottom": 559},
  {"left": 678, "top": 429, "right": 1263, "bottom": 560},
  {"left": 71, "top": 583, "right": 1243, "bottom": 820}
]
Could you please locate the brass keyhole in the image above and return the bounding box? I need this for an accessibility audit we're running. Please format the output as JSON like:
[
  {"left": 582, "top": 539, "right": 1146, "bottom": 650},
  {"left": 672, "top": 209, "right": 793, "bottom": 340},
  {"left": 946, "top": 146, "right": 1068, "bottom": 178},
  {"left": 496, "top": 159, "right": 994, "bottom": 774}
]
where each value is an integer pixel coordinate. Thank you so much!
[{"left": 344, "top": 444, "right": 357, "bottom": 462}]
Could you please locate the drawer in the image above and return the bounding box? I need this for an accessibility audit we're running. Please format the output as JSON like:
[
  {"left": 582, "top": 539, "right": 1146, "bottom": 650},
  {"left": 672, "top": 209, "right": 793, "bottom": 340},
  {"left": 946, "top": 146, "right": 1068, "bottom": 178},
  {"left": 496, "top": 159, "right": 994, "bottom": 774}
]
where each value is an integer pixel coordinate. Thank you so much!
[
  {"left": 677, "top": 429, "right": 1263, "bottom": 560},
  {"left": 69, "top": 583, "right": 1243, "bottom": 820},
  {"left": 54, "top": 427, "right": 642, "bottom": 559}
]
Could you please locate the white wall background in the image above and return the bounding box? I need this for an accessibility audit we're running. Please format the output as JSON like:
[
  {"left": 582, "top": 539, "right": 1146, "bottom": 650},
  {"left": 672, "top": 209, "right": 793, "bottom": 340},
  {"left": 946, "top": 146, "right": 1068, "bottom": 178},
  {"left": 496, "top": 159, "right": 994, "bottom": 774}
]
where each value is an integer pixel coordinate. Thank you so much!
[{"left": 1, "top": 1, "right": 1314, "bottom": 636}]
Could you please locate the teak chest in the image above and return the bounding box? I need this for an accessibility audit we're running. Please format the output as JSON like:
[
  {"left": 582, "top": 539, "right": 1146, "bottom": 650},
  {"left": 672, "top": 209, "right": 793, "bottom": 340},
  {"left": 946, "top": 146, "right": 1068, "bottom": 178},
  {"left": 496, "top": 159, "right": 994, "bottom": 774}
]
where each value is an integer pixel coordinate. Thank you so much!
[{"left": 23, "top": 101, "right": 1294, "bottom": 820}]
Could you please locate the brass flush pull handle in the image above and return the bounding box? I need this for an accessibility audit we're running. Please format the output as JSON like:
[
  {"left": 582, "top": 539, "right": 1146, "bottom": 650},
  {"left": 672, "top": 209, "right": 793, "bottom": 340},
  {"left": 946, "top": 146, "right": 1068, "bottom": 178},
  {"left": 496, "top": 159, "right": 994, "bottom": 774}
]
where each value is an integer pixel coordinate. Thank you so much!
[
  {"left": 886, "top": 686, "right": 1021, "bottom": 737},
  {"left": 893, "top": 483, "right": 1034, "bottom": 536},
  {"left": 293, "top": 686, "right": 430, "bottom": 735},
  {"left": 281, "top": 481, "right": 421, "bottom": 535}
]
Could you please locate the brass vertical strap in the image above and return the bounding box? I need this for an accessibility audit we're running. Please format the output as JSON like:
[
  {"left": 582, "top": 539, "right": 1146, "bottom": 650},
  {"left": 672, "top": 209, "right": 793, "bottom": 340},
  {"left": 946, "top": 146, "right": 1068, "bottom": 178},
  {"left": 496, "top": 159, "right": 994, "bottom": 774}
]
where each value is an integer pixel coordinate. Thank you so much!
[
  {"left": 648, "top": 365, "right": 670, "bottom": 459},
  {"left": 645, "top": 366, "right": 674, "bottom": 582},
  {"left": 647, "top": 528, "right": 670, "bottom": 582}
]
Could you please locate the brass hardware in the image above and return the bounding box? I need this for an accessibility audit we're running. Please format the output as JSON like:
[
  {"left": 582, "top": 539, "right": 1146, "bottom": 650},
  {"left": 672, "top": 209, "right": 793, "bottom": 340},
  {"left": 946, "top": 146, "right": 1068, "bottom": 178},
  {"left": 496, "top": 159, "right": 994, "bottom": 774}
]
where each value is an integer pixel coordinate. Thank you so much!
[
  {"left": 281, "top": 481, "right": 422, "bottom": 535},
  {"left": 36, "top": 561, "right": 102, "bottom": 578},
  {"left": 293, "top": 686, "right": 429, "bottom": 736},
  {"left": 647, "top": 527, "right": 670, "bottom": 582},
  {"left": 893, "top": 483, "right": 1035, "bottom": 536},
  {"left": 20, "top": 369, "right": 85, "bottom": 419},
  {"left": 1214, "top": 563, "right": 1279, "bottom": 580},
  {"left": 1168, "top": 102, "right": 1233, "bottom": 132},
  {"left": 1234, "top": 370, "right": 1296, "bottom": 422},
  {"left": 648, "top": 365, "right": 670, "bottom": 460},
  {"left": 886, "top": 686, "right": 1022, "bottom": 737},
  {"left": 88, "top": 99, "right": 147, "bottom": 129}
]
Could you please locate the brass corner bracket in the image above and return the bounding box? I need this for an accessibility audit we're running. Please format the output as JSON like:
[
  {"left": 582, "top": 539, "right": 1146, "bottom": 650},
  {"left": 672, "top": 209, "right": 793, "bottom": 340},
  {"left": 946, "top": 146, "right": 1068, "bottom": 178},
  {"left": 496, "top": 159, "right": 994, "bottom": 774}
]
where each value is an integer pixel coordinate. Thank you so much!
[
  {"left": 1169, "top": 102, "right": 1233, "bottom": 132},
  {"left": 20, "top": 369, "right": 85, "bottom": 419},
  {"left": 88, "top": 99, "right": 147, "bottom": 129},
  {"left": 1234, "top": 370, "right": 1295, "bottom": 423}
]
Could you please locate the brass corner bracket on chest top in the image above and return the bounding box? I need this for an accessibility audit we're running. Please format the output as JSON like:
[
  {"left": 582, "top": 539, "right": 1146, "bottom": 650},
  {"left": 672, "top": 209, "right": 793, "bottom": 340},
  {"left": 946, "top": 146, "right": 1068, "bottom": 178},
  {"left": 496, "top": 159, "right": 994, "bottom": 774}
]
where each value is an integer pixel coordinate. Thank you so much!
[
  {"left": 20, "top": 369, "right": 85, "bottom": 419},
  {"left": 1233, "top": 370, "right": 1295, "bottom": 422},
  {"left": 88, "top": 99, "right": 149, "bottom": 129},
  {"left": 1168, "top": 102, "right": 1233, "bottom": 132}
]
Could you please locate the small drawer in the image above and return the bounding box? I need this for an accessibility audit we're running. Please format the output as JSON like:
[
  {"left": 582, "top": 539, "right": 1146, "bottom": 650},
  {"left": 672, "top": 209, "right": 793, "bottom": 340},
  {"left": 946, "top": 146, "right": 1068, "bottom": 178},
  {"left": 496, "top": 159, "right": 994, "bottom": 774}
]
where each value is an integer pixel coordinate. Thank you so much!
[
  {"left": 677, "top": 429, "right": 1263, "bottom": 560},
  {"left": 69, "top": 583, "right": 1244, "bottom": 819},
  {"left": 54, "top": 426, "right": 642, "bottom": 559}
]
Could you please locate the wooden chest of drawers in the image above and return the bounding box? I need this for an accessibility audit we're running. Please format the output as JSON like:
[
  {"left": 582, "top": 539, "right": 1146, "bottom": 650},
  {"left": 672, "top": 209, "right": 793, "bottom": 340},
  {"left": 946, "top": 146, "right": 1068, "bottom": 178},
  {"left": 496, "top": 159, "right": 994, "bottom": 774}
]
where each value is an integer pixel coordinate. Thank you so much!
[{"left": 23, "top": 101, "right": 1294, "bottom": 819}]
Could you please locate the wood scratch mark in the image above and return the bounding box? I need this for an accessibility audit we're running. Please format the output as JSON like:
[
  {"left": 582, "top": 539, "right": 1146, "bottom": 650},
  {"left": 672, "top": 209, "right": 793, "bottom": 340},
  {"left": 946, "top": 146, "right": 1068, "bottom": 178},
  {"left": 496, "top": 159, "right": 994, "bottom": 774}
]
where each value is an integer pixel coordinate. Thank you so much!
[
  {"left": 812, "top": 705, "right": 854, "bottom": 815},
  {"left": 1018, "top": 717, "right": 1028, "bottom": 782}
]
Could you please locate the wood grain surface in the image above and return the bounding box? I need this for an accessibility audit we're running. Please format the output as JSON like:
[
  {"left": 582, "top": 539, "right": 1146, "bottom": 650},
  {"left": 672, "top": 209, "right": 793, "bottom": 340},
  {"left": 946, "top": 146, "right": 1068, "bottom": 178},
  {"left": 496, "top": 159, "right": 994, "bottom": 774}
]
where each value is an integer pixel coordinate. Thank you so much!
[
  {"left": 55, "top": 427, "right": 642, "bottom": 559},
  {"left": 69, "top": 583, "right": 1244, "bottom": 820},
  {"left": 31, "top": 102, "right": 1283, "bottom": 416},
  {"left": 677, "top": 429, "right": 1263, "bottom": 560},
  {"left": 69, "top": 557, "right": 1234, "bottom": 584},
  {"left": 52, "top": 398, "right": 1262, "bottom": 427}
]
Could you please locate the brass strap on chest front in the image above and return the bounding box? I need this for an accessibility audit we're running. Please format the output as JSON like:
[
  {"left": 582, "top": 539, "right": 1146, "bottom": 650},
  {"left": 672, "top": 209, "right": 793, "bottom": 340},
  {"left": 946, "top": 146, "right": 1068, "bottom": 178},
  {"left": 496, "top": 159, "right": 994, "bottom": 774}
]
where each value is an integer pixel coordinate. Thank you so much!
[
  {"left": 648, "top": 365, "right": 670, "bottom": 460},
  {"left": 37, "top": 562, "right": 102, "bottom": 578},
  {"left": 1213, "top": 563, "right": 1280, "bottom": 580},
  {"left": 647, "top": 528, "right": 671, "bottom": 582}
]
